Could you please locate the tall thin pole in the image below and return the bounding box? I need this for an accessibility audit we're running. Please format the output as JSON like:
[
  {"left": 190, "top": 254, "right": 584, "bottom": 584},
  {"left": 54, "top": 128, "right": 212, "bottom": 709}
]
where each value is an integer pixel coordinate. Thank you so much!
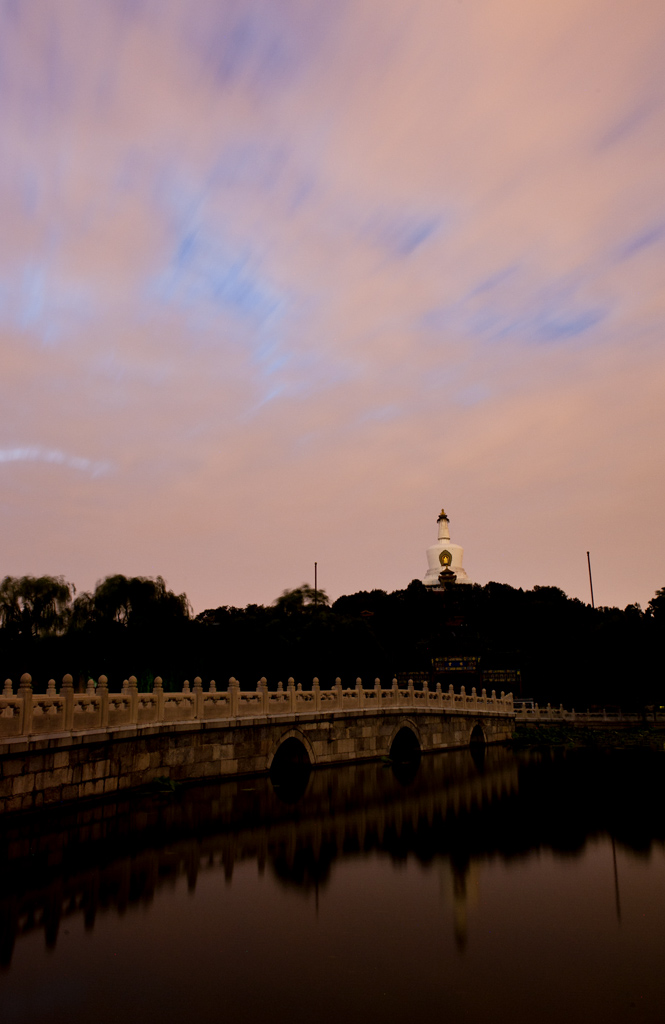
[
  {"left": 586, "top": 551, "right": 595, "bottom": 609},
  {"left": 314, "top": 561, "right": 318, "bottom": 609}
]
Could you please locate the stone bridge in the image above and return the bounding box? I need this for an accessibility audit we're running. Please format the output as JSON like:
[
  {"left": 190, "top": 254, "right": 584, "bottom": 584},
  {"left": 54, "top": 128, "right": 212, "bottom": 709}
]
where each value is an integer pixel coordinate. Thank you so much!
[{"left": 0, "top": 674, "right": 514, "bottom": 813}]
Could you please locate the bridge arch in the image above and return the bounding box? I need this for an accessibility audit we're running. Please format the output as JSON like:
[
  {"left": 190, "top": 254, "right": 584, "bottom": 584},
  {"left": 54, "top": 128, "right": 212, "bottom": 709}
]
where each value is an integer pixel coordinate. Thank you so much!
[
  {"left": 469, "top": 723, "right": 486, "bottom": 746},
  {"left": 387, "top": 719, "right": 422, "bottom": 758},
  {"left": 267, "top": 728, "right": 316, "bottom": 770}
]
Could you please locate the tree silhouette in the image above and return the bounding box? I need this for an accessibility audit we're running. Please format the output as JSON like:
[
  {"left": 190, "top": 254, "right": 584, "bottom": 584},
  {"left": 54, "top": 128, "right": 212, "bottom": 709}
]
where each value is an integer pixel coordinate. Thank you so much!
[
  {"left": 0, "top": 575, "right": 74, "bottom": 637},
  {"left": 71, "top": 575, "right": 191, "bottom": 630},
  {"left": 273, "top": 584, "right": 330, "bottom": 614}
]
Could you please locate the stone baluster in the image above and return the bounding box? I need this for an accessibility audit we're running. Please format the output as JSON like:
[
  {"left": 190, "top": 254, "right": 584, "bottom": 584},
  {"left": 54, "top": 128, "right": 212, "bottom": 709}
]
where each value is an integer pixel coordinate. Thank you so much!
[
  {"left": 422, "top": 677, "right": 429, "bottom": 702},
  {"left": 448, "top": 683, "right": 454, "bottom": 705},
  {"left": 127, "top": 675, "right": 139, "bottom": 724},
  {"left": 182, "top": 678, "right": 191, "bottom": 694},
  {"left": 391, "top": 678, "right": 398, "bottom": 706},
  {"left": 313, "top": 677, "right": 321, "bottom": 712},
  {"left": 481, "top": 687, "right": 487, "bottom": 706},
  {"left": 228, "top": 677, "right": 239, "bottom": 717},
  {"left": 209, "top": 678, "right": 217, "bottom": 693},
  {"left": 86, "top": 677, "right": 96, "bottom": 696},
  {"left": 460, "top": 685, "right": 466, "bottom": 706},
  {"left": 18, "top": 673, "right": 33, "bottom": 736},
  {"left": 374, "top": 677, "right": 381, "bottom": 704},
  {"left": 491, "top": 689, "right": 496, "bottom": 703},
  {"left": 407, "top": 678, "right": 414, "bottom": 707},
  {"left": 61, "top": 674, "right": 74, "bottom": 730},
  {"left": 356, "top": 677, "right": 363, "bottom": 706},
  {"left": 46, "top": 678, "right": 56, "bottom": 696},
  {"left": 2, "top": 678, "right": 12, "bottom": 698},
  {"left": 98, "top": 675, "right": 109, "bottom": 728},
  {"left": 259, "top": 677, "right": 268, "bottom": 715},
  {"left": 335, "top": 677, "right": 343, "bottom": 710},
  {"left": 193, "top": 676, "right": 203, "bottom": 718},
  {"left": 287, "top": 677, "right": 296, "bottom": 713},
  {"left": 151, "top": 676, "right": 164, "bottom": 723},
  {"left": 435, "top": 681, "right": 442, "bottom": 705},
  {"left": 121, "top": 678, "right": 129, "bottom": 695},
  {"left": 471, "top": 686, "right": 477, "bottom": 707}
]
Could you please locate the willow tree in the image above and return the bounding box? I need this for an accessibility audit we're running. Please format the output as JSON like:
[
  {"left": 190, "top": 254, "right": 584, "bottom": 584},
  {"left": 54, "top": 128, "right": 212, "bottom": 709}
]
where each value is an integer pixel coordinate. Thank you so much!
[{"left": 0, "top": 575, "right": 74, "bottom": 637}]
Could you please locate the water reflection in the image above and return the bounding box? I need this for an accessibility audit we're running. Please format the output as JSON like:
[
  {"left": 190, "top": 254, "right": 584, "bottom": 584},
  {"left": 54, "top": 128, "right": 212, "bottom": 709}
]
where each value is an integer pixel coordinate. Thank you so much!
[{"left": 2, "top": 745, "right": 665, "bottom": 1023}]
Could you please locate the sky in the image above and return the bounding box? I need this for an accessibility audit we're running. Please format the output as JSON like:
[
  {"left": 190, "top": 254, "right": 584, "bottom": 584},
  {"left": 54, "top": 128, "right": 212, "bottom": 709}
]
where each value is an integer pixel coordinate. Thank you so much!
[{"left": 0, "top": 0, "right": 664, "bottom": 613}]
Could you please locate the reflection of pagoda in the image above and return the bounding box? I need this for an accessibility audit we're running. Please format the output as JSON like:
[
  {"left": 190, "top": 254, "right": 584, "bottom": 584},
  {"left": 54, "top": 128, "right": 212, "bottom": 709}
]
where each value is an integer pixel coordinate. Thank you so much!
[
  {"left": 438, "top": 860, "right": 481, "bottom": 953},
  {"left": 423, "top": 509, "right": 472, "bottom": 588}
]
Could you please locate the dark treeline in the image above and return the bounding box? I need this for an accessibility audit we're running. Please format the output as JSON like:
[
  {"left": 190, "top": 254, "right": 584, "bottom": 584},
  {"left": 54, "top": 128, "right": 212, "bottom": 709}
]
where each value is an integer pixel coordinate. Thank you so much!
[{"left": 0, "top": 574, "right": 663, "bottom": 709}]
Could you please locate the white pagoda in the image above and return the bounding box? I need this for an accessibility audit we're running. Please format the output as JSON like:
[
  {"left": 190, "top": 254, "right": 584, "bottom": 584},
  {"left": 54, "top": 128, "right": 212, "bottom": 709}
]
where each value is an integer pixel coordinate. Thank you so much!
[{"left": 422, "top": 508, "right": 472, "bottom": 587}]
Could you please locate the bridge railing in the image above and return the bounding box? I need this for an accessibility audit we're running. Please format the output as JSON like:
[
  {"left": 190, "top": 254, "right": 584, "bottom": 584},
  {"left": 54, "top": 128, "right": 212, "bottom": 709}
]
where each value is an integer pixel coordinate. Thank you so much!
[
  {"left": 513, "top": 704, "right": 664, "bottom": 725},
  {"left": 0, "top": 674, "right": 514, "bottom": 741}
]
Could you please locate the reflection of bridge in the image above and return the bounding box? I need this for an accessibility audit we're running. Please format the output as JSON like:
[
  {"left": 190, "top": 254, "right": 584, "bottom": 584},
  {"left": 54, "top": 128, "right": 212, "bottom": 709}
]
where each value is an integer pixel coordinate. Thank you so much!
[
  {"left": 0, "top": 746, "right": 519, "bottom": 965},
  {"left": 0, "top": 675, "right": 514, "bottom": 813}
]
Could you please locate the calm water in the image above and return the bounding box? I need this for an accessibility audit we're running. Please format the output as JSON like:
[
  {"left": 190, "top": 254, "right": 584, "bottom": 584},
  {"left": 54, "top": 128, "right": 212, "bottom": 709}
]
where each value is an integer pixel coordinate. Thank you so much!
[{"left": 2, "top": 744, "right": 665, "bottom": 1024}]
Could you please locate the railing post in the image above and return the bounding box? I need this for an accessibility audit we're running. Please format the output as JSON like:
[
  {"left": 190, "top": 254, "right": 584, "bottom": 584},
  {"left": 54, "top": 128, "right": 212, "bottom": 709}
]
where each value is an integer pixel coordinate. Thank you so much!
[
  {"left": 193, "top": 677, "right": 203, "bottom": 718},
  {"left": 436, "top": 681, "right": 442, "bottom": 705},
  {"left": 422, "top": 677, "right": 429, "bottom": 703},
  {"left": 481, "top": 687, "right": 487, "bottom": 706},
  {"left": 98, "top": 675, "right": 109, "bottom": 728},
  {"left": 3, "top": 678, "right": 12, "bottom": 698},
  {"left": 335, "top": 677, "right": 343, "bottom": 710},
  {"left": 287, "top": 677, "right": 296, "bottom": 713},
  {"left": 313, "top": 677, "right": 321, "bottom": 712},
  {"left": 391, "top": 678, "right": 398, "bottom": 707},
  {"left": 448, "top": 683, "right": 454, "bottom": 706},
  {"left": 356, "top": 677, "right": 363, "bottom": 707},
  {"left": 374, "top": 677, "right": 381, "bottom": 705},
  {"left": 260, "top": 677, "right": 269, "bottom": 715},
  {"left": 18, "top": 673, "right": 33, "bottom": 736},
  {"left": 62, "top": 674, "right": 74, "bottom": 730},
  {"left": 228, "top": 677, "right": 239, "bottom": 717},
  {"left": 407, "top": 678, "right": 415, "bottom": 707},
  {"left": 471, "top": 686, "right": 477, "bottom": 708},
  {"left": 151, "top": 676, "right": 164, "bottom": 722},
  {"left": 127, "top": 676, "right": 139, "bottom": 724}
]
